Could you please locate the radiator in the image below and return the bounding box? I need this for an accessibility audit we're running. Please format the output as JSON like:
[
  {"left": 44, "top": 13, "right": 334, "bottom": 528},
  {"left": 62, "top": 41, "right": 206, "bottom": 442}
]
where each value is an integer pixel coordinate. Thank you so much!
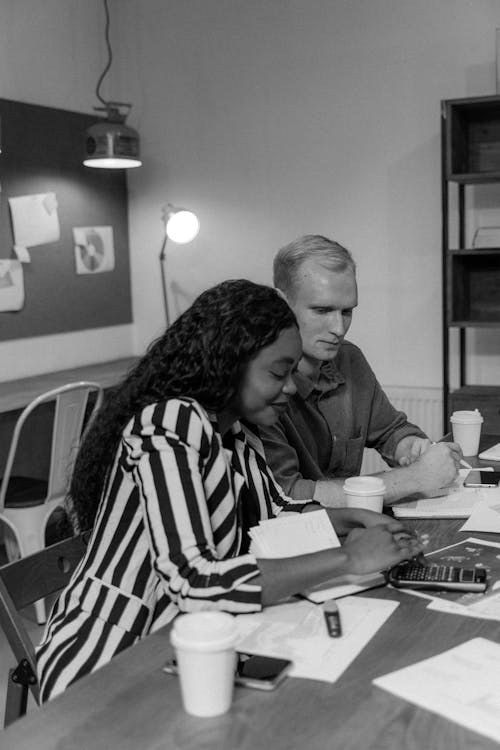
[{"left": 360, "top": 386, "right": 443, "bottom": 475}]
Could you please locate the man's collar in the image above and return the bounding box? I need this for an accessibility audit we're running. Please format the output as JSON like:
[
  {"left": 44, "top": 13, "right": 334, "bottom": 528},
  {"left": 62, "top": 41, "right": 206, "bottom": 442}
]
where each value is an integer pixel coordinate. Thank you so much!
[{"left": 294, "top": 358, "right": 345, "bottom": 398}]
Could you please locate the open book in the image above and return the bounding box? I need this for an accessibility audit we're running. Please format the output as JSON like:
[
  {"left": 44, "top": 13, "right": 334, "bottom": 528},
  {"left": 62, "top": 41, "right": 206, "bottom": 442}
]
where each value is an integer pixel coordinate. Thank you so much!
[{"left": 248, "top": 510, "right": 385, "bottom": 603}]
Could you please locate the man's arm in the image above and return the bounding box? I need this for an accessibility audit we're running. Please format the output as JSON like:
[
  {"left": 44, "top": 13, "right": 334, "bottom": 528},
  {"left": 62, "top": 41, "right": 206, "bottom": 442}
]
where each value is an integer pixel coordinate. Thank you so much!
[{"left": 317, "top": 442, "right": 462, "bottom": 507}]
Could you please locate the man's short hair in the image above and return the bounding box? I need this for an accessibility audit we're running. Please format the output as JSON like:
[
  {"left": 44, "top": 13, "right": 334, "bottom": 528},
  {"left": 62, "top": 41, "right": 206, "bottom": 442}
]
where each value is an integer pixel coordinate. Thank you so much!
[{"left": 273, "top": 234, "right": 356, "bottom": 300}]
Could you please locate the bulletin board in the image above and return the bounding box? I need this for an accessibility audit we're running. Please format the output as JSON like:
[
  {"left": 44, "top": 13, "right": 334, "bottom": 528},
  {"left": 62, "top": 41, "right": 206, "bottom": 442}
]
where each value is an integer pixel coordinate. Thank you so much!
[{"left": 0, "top": 98, "right": 132, "bottom": 341}]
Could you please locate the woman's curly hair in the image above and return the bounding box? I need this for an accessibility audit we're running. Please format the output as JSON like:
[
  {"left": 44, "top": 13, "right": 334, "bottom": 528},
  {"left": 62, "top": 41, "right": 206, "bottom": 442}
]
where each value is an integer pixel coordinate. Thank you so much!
[{"left": 69, "top": 279, "right": 297, "bottom": 531}]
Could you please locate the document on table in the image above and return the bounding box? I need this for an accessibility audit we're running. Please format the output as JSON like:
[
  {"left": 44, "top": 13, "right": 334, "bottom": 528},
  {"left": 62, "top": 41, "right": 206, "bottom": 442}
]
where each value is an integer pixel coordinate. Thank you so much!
[
  {"left": 460, "top": 501, "right": 500, "bottom": 533},
  {"left": 236, "top": 596, "right": 399, "bottom": 683},
  {"left": 248, "top": 511, "right": 385, "bottom": 601},
  {"left": 373, "top": 638, "right": 500, "bottom": 744},
  {"left": 392, "top": 470, "right": 500, "bottom": 519},
  {"left": 394, "top": 537, "right": 500, "bottom": 621}
]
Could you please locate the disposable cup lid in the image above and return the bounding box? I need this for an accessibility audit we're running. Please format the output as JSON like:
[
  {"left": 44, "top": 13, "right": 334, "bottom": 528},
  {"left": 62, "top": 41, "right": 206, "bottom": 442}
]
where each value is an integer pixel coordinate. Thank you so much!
[
  {"left": 450, "top": 410, "right": 483, "bottom": 424},
  {"left": 171, "top": 611, "right": 237, "bottom": 652},
  {"left": 343, "top": 476, "right": 386, "bottom": 496}
]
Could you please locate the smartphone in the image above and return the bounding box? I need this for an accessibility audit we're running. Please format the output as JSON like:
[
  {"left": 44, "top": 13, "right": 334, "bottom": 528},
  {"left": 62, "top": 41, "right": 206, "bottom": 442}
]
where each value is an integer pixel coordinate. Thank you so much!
[
  {"left": 387, "top": 562, "right": 488, "bottom": 592},
  {"left": 163, "top": 652, "right": 292, "bottom": 691},
  {"left": 464, "top": 470, "right": 500, "bottom": 488}
]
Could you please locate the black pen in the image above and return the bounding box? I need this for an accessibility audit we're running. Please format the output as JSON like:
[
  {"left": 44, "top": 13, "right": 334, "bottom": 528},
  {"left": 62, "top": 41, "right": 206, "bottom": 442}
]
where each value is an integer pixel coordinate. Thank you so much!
[{"left": 323, "top": 599, "right": 342, "bottom": 637}]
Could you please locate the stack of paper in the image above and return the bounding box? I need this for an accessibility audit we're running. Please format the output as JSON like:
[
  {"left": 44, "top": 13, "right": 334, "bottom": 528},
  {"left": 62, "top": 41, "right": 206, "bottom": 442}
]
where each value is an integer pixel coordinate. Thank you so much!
[
  {"left": 248, "top": 509, "right": 340, "bottom": 557},
  {"left": 249, "top": 510, "right": 385, "bottom": 602}
]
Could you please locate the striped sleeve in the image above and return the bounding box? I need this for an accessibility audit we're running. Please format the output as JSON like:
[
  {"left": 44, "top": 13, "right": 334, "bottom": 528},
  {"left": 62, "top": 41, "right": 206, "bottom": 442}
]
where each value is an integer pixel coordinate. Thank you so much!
[
  {"left": 240, "top": 421, "right": 318, "bottom": 515},
  {"left": 123, "top": 399, "right": 262, "bottom": 614}
]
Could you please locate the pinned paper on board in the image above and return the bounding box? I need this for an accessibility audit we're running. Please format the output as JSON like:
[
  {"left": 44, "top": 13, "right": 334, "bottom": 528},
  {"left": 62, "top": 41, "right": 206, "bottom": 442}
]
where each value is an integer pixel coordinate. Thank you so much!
[
  {"left": 8, "top": 192, "right": 60, "bottom": 262},
  {"left": 0, "top": 259, "right": 24, "bottom": 312},
  {"left": 73, "top": 226, "right": 115, "bottom": 274}
]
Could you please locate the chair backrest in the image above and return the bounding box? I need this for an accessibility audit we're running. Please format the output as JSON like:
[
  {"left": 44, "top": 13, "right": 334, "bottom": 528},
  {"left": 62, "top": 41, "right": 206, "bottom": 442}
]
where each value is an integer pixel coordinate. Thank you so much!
[
  {"left": 0, "top": 381, "right": 103, "bottom": 511},
  {"left": 0, "top": 531, "right": 90, "bottom": 718}
]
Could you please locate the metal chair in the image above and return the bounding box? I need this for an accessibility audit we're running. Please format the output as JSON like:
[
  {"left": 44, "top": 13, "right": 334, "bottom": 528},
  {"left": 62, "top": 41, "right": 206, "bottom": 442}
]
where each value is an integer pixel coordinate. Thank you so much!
[
  {"left": 0, "top": 382, "right": 102, "bottom": 623},
  {"left": 0, "top": 531, "right": 90, "bottom": 727}
]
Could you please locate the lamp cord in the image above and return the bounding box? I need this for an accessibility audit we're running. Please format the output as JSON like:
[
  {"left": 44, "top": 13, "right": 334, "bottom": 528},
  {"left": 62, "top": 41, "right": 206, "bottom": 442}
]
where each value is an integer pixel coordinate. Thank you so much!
[
  {"left": 95, "top": 0, "right": 113, "bottom": 108},
  {"left": 159, "top": 235, "right": 170, "bottom": 328}
]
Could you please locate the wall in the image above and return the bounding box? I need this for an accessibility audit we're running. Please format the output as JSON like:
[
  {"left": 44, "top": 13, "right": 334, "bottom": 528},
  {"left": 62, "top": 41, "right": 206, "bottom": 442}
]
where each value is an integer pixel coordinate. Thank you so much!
[
  {"left": 0, "top": 0, "right": 133, "bottom": 381},
  {"left": 1, "top": 0, "right": 500, "bottom": 389},
  {"left": 120, "top": 0, "right": 500, "bottom": 388}
]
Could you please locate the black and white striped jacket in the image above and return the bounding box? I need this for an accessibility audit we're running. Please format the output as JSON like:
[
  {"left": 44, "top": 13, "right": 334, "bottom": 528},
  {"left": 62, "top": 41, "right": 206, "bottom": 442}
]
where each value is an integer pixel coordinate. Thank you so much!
[{"left": 37, "top": 398, "right": 310, "bottom": 700}]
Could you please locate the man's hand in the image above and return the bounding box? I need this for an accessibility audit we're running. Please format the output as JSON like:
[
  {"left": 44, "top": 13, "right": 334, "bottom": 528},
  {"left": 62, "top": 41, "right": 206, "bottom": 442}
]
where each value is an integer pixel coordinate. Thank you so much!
[
  {"left": 395, "top": 436, "right": 432, "bottom": 466},
  {"left": 410, "top": 442, "right": 462, "bottom": 494}
]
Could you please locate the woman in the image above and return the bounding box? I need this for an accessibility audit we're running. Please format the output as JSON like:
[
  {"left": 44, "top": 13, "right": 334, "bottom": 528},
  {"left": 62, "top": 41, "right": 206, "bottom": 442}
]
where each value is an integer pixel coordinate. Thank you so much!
[{"left": 37, "top": 280, "right": 419, "bottom": 700}]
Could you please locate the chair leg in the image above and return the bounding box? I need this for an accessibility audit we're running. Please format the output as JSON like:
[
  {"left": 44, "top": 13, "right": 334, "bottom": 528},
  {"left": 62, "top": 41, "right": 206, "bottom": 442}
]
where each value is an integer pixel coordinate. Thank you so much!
[{"left": 4, "top": 668, "right": 29, "bottom": 727}]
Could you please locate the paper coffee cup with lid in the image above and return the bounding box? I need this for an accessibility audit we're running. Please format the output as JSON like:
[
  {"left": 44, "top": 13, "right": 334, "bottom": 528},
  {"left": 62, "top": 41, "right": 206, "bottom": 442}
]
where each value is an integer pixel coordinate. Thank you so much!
[
  {"left": 170, "top": 611, "right": 238, "bottom": 717},
  {"left": 342, "top": 476, "right": 386, "bottom": 513},
  {"left": 450, "top": 409, "right": 483, "bottom": 456}
]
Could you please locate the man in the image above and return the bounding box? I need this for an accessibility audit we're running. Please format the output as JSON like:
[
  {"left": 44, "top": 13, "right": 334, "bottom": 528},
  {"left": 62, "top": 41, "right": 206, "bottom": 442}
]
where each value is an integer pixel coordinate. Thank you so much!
[{"left": 260, "top": 234, "right": 461, "bottom": 506}]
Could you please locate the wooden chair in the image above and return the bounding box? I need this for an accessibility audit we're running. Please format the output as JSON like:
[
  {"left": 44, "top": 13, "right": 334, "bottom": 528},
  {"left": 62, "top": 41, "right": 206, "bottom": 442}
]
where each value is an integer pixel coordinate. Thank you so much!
[
  {"left": 0, "top": 531, "right": 90, "bottom": 727},
  {"left": 0, "top": 381, "right": 102, "bottom": 622}
]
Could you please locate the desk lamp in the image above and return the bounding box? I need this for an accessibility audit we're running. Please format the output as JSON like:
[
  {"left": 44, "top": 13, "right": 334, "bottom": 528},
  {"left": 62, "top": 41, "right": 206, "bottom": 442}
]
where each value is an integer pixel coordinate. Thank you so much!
[
  {"left": 160, "top": 204, "right": 200, "bottom": 327},
  {"left": 83, "top": 0, "right": 141, "bottom": 169}
]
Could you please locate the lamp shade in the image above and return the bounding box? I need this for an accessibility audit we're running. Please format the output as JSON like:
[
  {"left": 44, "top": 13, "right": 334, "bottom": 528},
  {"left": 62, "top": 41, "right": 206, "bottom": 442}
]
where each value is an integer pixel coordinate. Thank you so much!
[
  {"left": 83, "top": 119, "right": 141, "bottom": 169},
  {"left": 165, "top": 209, "right": 200, "bottom": 244}
]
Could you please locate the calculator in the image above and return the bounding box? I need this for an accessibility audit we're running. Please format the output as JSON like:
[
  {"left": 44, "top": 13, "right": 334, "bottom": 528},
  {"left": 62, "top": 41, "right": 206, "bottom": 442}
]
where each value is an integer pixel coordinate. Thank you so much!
[{"left": 387, "top": 562, "right": 488, "bottom": 592}]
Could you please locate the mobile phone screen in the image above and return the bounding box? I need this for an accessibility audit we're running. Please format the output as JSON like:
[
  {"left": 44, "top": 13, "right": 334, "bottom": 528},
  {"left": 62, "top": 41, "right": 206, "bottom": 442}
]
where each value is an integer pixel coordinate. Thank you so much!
[
  {"left": 464, "top": 470, "right": 500, "bottom": 487},
  {"left": 236, "top": 653, "right": 291, "bottom": 682}
]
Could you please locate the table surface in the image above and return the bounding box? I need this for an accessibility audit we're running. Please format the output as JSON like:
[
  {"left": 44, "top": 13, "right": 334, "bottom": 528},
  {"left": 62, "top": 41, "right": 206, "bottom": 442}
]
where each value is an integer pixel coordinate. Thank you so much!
[
  {"left": 4, "top": 515, "right": 500, "bottom": 750},
  {"left": 0, "top": 357, "right": 137, "bottom": 414}
]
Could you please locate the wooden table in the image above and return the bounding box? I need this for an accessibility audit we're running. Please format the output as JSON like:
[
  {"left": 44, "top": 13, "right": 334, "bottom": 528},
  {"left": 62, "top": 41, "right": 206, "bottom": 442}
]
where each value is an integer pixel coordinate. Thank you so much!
[{"left": 3, "top": 518, "right": 500, "bottom": 750}]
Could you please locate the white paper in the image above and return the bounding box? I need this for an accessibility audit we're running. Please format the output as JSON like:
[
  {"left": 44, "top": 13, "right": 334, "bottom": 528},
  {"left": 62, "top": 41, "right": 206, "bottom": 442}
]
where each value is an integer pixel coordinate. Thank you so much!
[
  {"left": 392, "top": 471, "right": 500, "bottom": 519},
  {"left": 248, "top": 510, "right": 340, "bottom": 557},
  {"left": 73, "top": 226, "right": 115, "bottom": 274},
  {"left": 479, "top": 443, "right": 500, "bottom": 462},
  {"left": 303, "top": 571, "right": 386, "bottom": 602},
  {"left": 9, "top": 192, "right": 60, "bottom": 252},
  {"left": 0, "top": 259, "right": 24, "bottom": 311},
  {"left": 237, "top": 596, "right": 399, "bottom": 683},
  {"left": 460, "top": 501, "right": 500, "bottom": 533},
  {"left": 13, "top": 244, "right": 31, "bottom": 263},
  {"left": 374, "top": 638, "right": 500, "bottom": 743}
]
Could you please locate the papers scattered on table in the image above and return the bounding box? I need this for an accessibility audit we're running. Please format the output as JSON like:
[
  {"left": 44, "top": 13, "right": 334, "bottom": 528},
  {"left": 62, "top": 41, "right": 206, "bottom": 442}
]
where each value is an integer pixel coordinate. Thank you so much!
[
  {"left": 460, "top": 501, "right": 500, "bottom": 533},
  {"left": 236, "top": 596, "right": 399, "bottom": 683},
  {"left": 373, "top": 638, "right": 500, "bottom": 744},
  {"left": 479, "top": 442, "right": 500, "bottom": 462},
  {"left": 392, "top": 470, "right": 500, "bottom": 519},
  {"left": 249, "top": 510, "right": 385, "bottom": 601}
]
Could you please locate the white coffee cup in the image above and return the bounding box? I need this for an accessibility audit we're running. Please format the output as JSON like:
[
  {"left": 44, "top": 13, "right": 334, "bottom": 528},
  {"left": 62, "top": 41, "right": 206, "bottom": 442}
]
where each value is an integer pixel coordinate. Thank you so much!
[
  {"left": 170, "top": 611, "right": 237, "bottom": 717},
  {"left": 343, "top": 476, "right": 386, "bottom": 513},
  {"left": 450, "top": 409, "right": 483, "bottom": 456}
]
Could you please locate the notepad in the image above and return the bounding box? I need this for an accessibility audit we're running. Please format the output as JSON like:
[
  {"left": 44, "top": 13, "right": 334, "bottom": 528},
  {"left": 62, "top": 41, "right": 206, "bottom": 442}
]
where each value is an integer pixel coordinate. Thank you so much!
[{"left": 249, "top": 511, "right": 385, "bottom": 602}]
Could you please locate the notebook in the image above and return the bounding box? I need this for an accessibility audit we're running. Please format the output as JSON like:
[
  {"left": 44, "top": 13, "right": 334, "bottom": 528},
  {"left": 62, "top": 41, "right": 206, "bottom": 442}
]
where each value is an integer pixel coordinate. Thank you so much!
[{"left": 249, "top": 511, "right": 385, "bottom": 602}]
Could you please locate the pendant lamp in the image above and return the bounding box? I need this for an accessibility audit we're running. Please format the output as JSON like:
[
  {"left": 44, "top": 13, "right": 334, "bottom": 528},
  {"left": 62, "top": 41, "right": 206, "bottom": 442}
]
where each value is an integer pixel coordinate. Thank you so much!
[{"left": 83, "top": 0, "right": 141, "bottom": 169}]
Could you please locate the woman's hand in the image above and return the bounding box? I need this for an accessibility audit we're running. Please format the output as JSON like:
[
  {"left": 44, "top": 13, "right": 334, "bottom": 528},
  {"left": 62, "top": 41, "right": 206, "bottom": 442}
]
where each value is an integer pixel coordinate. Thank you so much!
[
  {"left": 324, "top": 506, "right": 407, "bottom": 534},
  {"left": 342, "top": 526, "right": 422, "bottom": 576}
]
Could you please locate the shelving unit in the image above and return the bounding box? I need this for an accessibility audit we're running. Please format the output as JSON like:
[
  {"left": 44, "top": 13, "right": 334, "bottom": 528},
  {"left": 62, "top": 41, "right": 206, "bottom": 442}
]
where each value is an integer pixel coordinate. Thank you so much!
[{"left": 441, "top": 94, "right": 500, "bottom": 437}]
